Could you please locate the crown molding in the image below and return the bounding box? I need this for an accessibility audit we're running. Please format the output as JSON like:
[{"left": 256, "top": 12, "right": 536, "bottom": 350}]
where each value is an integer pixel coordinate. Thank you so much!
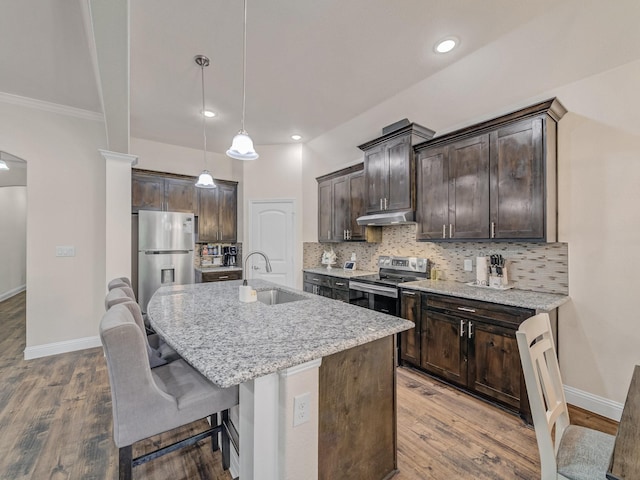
[{"left": 0, "top": 92, "right": 104, "bottom": 122}]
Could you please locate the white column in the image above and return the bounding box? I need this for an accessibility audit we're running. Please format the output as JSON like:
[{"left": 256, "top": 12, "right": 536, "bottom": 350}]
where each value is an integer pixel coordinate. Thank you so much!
[
  {"left": 100, "top": 149, "right": 137, "bottom": 289},
  {"left": 239, "top": 358, "right": 322, "bottom": 480}
]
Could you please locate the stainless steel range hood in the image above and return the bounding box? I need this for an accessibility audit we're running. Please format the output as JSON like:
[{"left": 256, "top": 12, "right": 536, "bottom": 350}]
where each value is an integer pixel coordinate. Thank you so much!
[{"left": 356, "top": 210, "right": 415, "bottom": 226}]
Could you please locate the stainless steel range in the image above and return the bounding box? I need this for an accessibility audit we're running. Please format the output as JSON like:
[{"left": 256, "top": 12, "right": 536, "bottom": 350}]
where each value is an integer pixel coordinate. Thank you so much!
[{"left": 349, "top": 256, "right": 430, "bottom": 315}]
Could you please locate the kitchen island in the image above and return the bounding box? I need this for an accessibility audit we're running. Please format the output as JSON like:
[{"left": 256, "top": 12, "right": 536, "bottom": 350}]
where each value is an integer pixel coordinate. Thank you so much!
[{"left": 147, "top": 279, "right": 413, "bottom": 480}]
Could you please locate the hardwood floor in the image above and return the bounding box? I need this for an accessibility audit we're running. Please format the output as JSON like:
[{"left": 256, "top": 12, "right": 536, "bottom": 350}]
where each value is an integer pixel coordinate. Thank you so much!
[{"left": 0, "top": 292, "right": 618, "bottom": 479}]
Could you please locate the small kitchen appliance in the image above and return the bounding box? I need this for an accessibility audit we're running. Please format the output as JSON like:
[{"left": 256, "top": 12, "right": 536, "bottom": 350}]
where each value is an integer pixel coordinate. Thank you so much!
[
  {"left": 223, "top": 246, "right": 238, "bottom": 266},
  {"left": 349, "top": 256, "right": 430, "bottom": 316}
]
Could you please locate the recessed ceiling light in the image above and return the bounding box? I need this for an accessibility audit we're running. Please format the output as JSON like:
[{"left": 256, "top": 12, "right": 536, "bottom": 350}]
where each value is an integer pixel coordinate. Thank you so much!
[
  {"left": 203, "top": 110, "right": 216, "bottom": 118},
  {"left": 291, "top": 134, "right": 302, "bottom": 141},
  {"left": 434, "top": 36, "right": 459, "bottom": 54}
]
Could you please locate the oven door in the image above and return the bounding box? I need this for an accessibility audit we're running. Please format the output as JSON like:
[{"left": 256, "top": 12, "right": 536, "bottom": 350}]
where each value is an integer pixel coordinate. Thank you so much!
[{"left": 349, "top": 281, "right": 399, "bottom": 316}]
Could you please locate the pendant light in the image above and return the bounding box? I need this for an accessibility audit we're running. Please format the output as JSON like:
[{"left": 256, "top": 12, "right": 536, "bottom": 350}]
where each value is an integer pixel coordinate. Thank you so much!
[
  {"left": 195, "top": 55, "right": 216, "bottom": 188},
  {"left": 226, "top": 0, "right": 259, "bottom": 160}
]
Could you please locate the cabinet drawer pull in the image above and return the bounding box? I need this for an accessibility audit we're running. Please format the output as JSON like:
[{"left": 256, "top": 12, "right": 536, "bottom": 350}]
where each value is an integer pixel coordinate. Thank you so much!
[
  {"left": 380, "top": 198, "right": 383, "bottom": 210},
  {"left": 403, "top": 291, "right": 416, "bottom": 296},
  {"left": 328, "top": 230, "right": 331, "bottom": 240},
  {"left": 218, "top": 275, "right": 229, "bottom": 279},
  {"left": 384, "top": 198, "right": 388, "bottom": 210},
  {"left": 449, "top": 224, "right": 453, "bottom": 238},
  {"left": 460, "top": 320, "right": 466, "bottom": 337},
  {"left": 457, "top": 307, "right": 476, "bottom": 313},
  {"left": 335, "top": 282, "right": 345, "bottom": 286},
  {"left": 468, "top": 321, "right": 474, "bottom": 339},
  {"left": 312, "top": 277, "right": 320, "bottom": 281},
  {"left": 491, "top": 222, "right": 496, "bottom": 238},
  {"left": 442, "top": 225, "right": 446, "bottom": 239}
]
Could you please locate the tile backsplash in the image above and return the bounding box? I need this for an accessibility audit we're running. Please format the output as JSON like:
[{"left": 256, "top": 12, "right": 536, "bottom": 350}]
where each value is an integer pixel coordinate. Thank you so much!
[{"left": 303, "top": 224, "right": 567, "bottom": 295}]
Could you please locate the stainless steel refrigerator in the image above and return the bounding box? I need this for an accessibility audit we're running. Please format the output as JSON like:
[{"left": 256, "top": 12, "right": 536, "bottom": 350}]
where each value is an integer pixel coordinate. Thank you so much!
[{"left": 137, "top": 210, "right": 195, "bottom": 313}]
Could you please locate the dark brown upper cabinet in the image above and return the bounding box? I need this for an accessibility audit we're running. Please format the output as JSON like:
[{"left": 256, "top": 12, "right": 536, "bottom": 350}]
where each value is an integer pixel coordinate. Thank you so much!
[
  {"left": 358, "top": 123, "right": 435, "bottom": 214},
  {"left": 198, "top": 180, "right": 238, "bottom": 243},
  {"left": 414, "top": 98, "right": 566, "bottom": 242},
  {"left": 132, "top": 169, "right": 197, "bottom": 214},
  {"left": 317, "top": 164, "right": 376, "bottom": 243}
]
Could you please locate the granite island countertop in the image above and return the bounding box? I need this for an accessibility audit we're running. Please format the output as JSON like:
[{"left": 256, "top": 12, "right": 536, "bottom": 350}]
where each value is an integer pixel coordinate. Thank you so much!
[
  {"left": 147, "top": 279, "right": 413, "bottom": 388},
  {"left": 400, "top": 279, "right": 569, "bottom": 311}
]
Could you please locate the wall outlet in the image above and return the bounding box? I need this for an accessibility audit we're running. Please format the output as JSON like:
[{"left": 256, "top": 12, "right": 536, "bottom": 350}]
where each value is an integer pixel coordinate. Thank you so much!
[
  {"left": 464, "top": 258, "right": 473, "bottom": 271},
  {"left": 56, "top": 246, "right": 76, "bottom": 257},
  {"left": 293, "top": 392, "right": 311, "bottom": 427}
]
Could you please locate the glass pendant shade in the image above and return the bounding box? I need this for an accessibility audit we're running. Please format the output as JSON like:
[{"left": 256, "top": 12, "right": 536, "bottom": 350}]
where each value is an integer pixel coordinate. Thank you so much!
[
  {"left": 195, "top": 170, "right": 215, "bottom": 188},
  {"left": 0, "top": 160, "right": 9, "bottom": 170},
  {"left": 226, "top": 130, "right": 259, "bottom": 160}
]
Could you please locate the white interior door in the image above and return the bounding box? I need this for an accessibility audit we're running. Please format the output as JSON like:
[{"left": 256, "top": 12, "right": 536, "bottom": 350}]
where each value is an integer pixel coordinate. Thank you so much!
[{"left": 248, "top": 200, "right": 295, "bottom": 287}]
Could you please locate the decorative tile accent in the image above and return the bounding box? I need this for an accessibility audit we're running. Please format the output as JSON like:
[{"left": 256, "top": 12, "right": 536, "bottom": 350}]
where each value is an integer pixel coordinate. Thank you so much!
[{"left": 304, "top": 224, "right": 568, "bottom": 295}]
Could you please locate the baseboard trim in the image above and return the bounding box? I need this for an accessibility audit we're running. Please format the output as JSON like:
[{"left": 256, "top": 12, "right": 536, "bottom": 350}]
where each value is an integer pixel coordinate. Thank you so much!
[
  {"left": 564, "top": 385, "right": 623, "bottom": 422},
  {"left": 0, "top": 284, "right": 26, "bottom": 302},
  {"left": 24, "top": 336, "right": 102, "bottom": 360}
]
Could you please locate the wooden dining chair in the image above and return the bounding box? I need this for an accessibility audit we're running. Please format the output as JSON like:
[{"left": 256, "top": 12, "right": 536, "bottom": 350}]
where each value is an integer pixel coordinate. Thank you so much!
[
  {"left": 100, "top": 303, "right": 238, "bottom": 480},
  {"left": 516, "top": 313, "right": 615, "bottom": 480}
]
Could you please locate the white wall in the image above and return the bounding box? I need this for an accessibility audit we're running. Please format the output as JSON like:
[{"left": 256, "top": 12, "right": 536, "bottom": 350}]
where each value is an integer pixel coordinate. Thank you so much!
[
  {"left": 554, "top": 60, "right": 640, "bottom": 407},
  {"left": 0, "top": 101, "right": 108, "bottom": 351},
  {"left": 0, "top": 186, "right": 27, "bottom": 300}
]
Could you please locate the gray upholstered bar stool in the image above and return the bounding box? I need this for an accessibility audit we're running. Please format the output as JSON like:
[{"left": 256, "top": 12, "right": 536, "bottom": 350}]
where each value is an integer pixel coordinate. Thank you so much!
[
  {"left": 105, "top": 288, "right": 180, "bottom": 367},
  {"left": 100, "top": 303, "right": 238, "bottom": 480}
]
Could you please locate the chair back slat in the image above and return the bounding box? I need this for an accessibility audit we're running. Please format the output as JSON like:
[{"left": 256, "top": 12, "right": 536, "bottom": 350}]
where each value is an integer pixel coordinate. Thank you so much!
[{"left": 517, "top": 313, "right": 570, "bottom": 478}]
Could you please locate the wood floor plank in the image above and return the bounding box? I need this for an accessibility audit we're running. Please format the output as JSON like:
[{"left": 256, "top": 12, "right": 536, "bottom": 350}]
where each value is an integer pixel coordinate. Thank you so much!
[{"left": 0, "top": 291, "right": 618, "bottom": 479}]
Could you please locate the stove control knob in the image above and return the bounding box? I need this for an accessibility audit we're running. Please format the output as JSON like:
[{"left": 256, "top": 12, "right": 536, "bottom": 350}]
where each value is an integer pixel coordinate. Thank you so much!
[
  {"left": 417, "top": 259, "right": 424, "bottom": 267},
  {"left": 383, "top": 258, "right": 391, "bottom": 266},
  {"left": 410, "top": 259, "right": 417, "bottom": 268}
]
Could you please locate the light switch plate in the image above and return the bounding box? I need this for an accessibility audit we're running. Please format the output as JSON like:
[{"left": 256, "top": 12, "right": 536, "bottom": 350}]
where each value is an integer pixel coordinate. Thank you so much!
[
  {"left": 56, "top": 246, "right": 76, "bottom": 257},
  {"left": 464, "top": 259, "right": 473, "bottom": 271}
]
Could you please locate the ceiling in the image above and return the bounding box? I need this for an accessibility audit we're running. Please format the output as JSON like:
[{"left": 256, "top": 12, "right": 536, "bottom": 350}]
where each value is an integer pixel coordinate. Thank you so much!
[{"left": 1, "top": 1, "right": 639, "bottom": 157}]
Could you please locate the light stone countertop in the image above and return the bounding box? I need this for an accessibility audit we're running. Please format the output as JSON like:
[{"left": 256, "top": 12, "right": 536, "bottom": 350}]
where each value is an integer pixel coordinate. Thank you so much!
[
  {"left": 400, "top": 279, "right": 569, "bottom": 311},
  {"left": 303, "top": 267, "right": 377, "bottom": 279},
  {"left": 147, "top": 279, "right": 414, "bottom": 388},
  {"left": 195, "top": 265, "right": 242, "bottom": 273}
]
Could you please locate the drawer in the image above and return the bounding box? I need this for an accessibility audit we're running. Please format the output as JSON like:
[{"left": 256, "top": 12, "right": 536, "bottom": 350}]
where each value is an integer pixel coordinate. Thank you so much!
[
  {"left": 303, "top": 272, "right": 332, "bottom": 287},
  {"left": 201, "top": 270, "right": 242, "bottom": 283},
  {"left": 331, "top": 278, "right": 350, "bottom": 291},
  {"left": 424, "top": 293, "right": 533, "bottom": 328}
]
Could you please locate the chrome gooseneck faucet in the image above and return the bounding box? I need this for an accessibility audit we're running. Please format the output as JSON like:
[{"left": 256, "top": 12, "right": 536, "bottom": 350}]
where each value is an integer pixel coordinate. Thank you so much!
[{"left": 242, "top": 251, "right": 273, "bottom": 286}]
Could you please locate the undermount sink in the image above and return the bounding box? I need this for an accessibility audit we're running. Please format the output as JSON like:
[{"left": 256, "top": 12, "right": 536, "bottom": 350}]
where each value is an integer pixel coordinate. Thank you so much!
[{"left": 256, "top": 288, "right": 307, "bottom": 306}]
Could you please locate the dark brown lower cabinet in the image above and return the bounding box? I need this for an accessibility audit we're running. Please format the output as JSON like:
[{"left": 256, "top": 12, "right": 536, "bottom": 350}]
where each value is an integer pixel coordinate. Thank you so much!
[
  {"left": 319, "top": 336, "right": 397, "bottom": 480},
  {"left": 303, "top": 272, "right": 351, "bottom": 302},
  {"left": 400, "top": 290, "right": 533, "bottom": 421},
  {"left": 196, "top": 269, "right": 242, "bottom": 283}
]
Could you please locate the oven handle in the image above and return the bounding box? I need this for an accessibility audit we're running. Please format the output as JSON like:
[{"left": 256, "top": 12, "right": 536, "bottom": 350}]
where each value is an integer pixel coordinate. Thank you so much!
[{"left": 349, "top": 281, "right": 398, "bottom": 298}]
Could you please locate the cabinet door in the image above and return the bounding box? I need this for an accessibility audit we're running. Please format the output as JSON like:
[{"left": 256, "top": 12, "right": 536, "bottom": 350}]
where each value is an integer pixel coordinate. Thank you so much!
[
  {"left": 421, "top": 310, "right": 468, "bottom": 387},
  {"left": 448, "top": 134, "right": 490, "bottom": 239},
  {"left": 332, "top": 176, "right": 349, "bottom": 241},
  {"left": 132, "top": 173, "right": 164, "bottom": 212},
  {"left": 364, "top": 145, "right": 387, "bottom": 213},
  {"left": 468, "top": 321, "right": 522, "bottom": 409},
  {"left": 416, "top": 147, "right": 449, "bottom": 240},
  {"left": 165, "top": 177, "right": 197, "bottom": 213},
  {"left": 400, "top": 291, "right": 421, "bottom": 365},
  {"left": 217, "top": 183, "right": 237, "bottom": 243},
  {"left": 386, "top": 135, "right": 412, "bottom": 211},
  {"left": 490, "top": 118, "right": 544, "bottom": 239},
  {"left": 318, "top": 179, "right": 333, "bottom": 242},
  {"left": 347, "top": 171, "right": 366, "bottom": 241},
  {"left": 198, "top": 188, "right": 220, "bottom": 243}
]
